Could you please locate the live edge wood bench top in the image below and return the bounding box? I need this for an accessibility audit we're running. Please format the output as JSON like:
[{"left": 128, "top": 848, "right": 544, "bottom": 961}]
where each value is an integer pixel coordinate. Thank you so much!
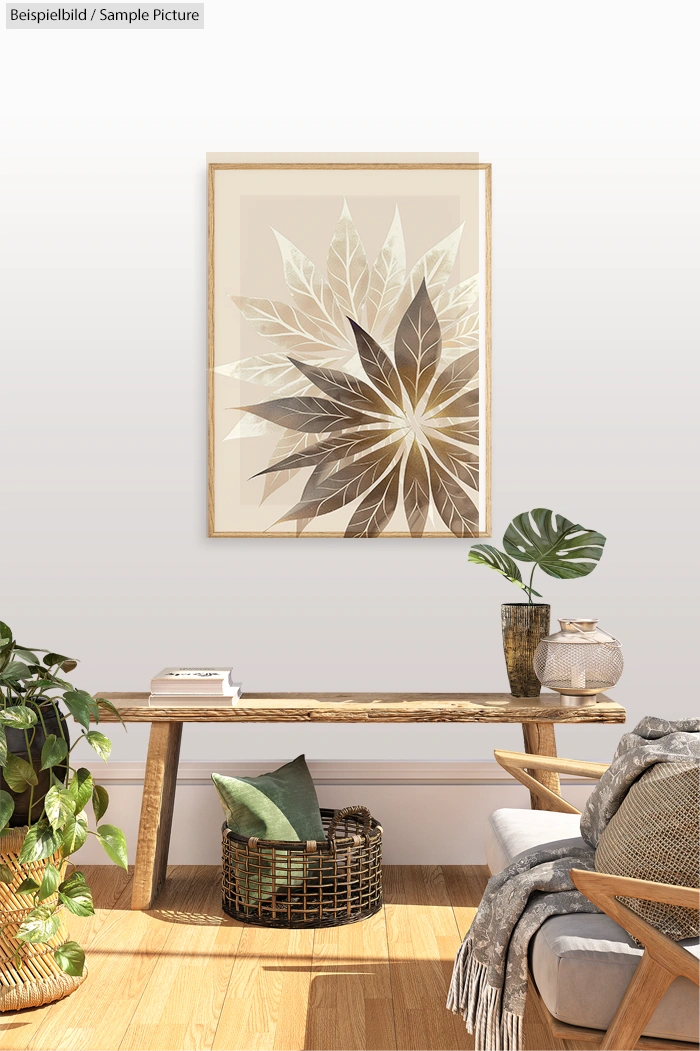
[
  {"left": 101, "top": 691, "right": 625, "bottom": 911},
  {"left": 95, "top": 691, "right": 625, "bottom": 724}
]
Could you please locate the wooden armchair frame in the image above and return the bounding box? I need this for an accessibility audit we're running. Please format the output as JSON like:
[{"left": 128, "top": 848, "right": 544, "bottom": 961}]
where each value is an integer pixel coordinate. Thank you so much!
[{"left": 493, "top": 749, "right": 700, "bottom": 1051}]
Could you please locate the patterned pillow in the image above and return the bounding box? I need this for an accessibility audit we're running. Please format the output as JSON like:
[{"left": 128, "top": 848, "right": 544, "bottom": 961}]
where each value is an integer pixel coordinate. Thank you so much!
[{"left": 595, "top": 760, "right": 699, "bottom": 940}]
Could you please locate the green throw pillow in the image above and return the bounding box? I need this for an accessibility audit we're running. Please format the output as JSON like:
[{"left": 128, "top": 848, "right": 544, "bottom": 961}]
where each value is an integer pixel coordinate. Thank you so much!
[{"left": 212, "top": 754, "right": 325, "bottom": 843}]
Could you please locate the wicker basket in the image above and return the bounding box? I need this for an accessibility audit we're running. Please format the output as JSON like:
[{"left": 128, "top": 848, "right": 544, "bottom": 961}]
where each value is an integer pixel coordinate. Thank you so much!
[
  {"left": 222, "top": 805, "right": 382, "bottom": 928},
  {"left": 0, "top": 827, "right": 86, "bottom": 1011}
]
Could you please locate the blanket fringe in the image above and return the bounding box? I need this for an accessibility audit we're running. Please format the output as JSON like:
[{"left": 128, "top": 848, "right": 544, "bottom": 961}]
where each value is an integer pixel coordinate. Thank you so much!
[{"left": 447, "top": 936, "right": 524, "bottom": 1050}]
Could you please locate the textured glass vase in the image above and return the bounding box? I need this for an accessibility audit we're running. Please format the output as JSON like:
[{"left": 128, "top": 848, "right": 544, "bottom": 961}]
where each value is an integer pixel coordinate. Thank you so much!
[{"left": 501, "top": 604, "right": 551, "bottom": 698}]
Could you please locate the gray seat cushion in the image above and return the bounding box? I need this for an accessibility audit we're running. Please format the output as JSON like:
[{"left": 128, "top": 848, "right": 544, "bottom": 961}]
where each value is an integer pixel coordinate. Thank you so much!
[
  {"left": 485, "top": 808, "right": 583, "bottom": 874},
  {"left": 531, "top": 913, "right": 700, "bottom": 1042},
  {"left": 485, "top": 809, "right": 700, "bottom": 1042}
]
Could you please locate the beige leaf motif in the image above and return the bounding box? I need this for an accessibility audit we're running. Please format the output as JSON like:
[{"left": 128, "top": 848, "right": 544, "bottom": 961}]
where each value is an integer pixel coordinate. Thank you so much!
[
  {"left": 386, "top": 223, "right": 465, "bottom": 334},
  {"left": 217, "top": 352, "right": 346, "bottom": 397},
  {"left": 228, "top": 296, "right": 345, "bottom": 355},
  {"left": 365, "top": 207, "right": 406, "bottom": 337},
  {"left": 261, "top": 429, "right": 317, "bottom": 503},
  {"left": 326, "top": 201, "right": 370, "bottom": 322},
  {"left": 433, "top": 276, "right": 478, "bottom": 324},
  {"left": 272, "top": 230, "right": 349, "bottom": 344}
]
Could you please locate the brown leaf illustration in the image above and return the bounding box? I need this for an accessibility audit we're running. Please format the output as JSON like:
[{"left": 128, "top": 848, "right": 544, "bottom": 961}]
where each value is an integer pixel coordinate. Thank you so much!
[
  {"left": 430, "top": 389, "right": 479, "bottom": 419},
  {"left": 425, "top": 351, "right": 478, "bottom": 413},
  {"left": 344, "top": 459, "right": 401, "bottom": 537},
  {"left": 288, "top": 358, "right": 390, "bottom": 415},
  {"left": 394, "top": 279, "right": 442, "bottom": 408},
  {"left": 427, "top": 436, "right": 479, "bottom": 490},
  {"left": 277, "top": 439, "right": 403, "bottom": 524},
  {"left": 326, "top": 201, "right": 369, "bottom": 321},
  {"left": 348, "top": 318, "right": 404, "bottom": 409},
  {"left": 254, "top": 428, "right": 396, "bottom": 477},
  {"left": 426, "top": 452, "right": 479, "bottom": 537},
  {"left": 240, "top": 397, "right": 376, "bottom": 433},
  {"left": 432, "top": 421, "right": 479, "bottom": 444},
  {"left": 402, "top": 440, "right": 430, "bottom": 538}
]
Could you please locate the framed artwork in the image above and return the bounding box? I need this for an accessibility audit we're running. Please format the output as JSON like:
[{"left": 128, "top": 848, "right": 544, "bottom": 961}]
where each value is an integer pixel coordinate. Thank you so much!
[{"left": 208, "top": 161, "right": 491, "bottom": 537}]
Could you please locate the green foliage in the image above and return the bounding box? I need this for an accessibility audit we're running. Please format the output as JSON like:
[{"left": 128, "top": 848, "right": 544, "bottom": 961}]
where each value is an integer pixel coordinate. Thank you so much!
[
  {"left": 468, "top": 545, "right": 542, "bottom": 599},
  {"left": 469, "top": 507, "right": 606, "bottom": 602},
  {"left": 96, "top": 824, "right": 128, "bottom": 870},
  {"left": 54, "top": 940, "right": 85, "bottom": 977},
  {"left": 0, "top": 621, "right": 126, "bottom": 974}
]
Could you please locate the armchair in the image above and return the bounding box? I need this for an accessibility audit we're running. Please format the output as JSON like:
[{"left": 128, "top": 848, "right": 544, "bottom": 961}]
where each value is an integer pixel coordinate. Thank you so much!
[{"left": 489, "top": 749, "right": 699, "bottom": 1050}]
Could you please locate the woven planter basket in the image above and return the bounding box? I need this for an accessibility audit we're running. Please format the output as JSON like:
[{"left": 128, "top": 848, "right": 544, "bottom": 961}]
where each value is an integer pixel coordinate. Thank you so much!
[
  {"left": 222, "top": 805, "right": 383, "bottom": 928},
  {"left": 0, "top": 827, "right": 86, "bottom": 1011}
]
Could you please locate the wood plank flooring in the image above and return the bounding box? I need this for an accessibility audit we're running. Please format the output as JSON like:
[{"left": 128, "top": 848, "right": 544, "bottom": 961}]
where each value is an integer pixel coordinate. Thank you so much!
[{"left": 0, "top": 866, "right": 586, "bottom": 1051}]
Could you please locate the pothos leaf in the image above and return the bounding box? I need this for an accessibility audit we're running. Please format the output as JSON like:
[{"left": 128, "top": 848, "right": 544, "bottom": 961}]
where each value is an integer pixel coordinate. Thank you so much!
[
  {"left": 58, "top": 871, "right": 94, "bottom": 917},
  {"left": 0, "top": 863, "right": 14, "bottom": 884},
  {"left": 61, "top": 811, "right": 89, "bottom": 857},
  {"left": 468, "top": 544, "right": 543, "bottom": 599},
  {"left": 19, "top": 821, "right": 63, "bottom": 864},
  {"left": 0, "top": 790, "right": 15, "bottom": 831},
  {"left": 85, "top": 731, "right": 111, "bottom": 762},
  {"left": 38, "top": 864, "right": 61, "bottom": 901},
  {"left": 0, "top": 705, "right": 38, "bottom": 730},
  {"left": 16, "top": 877, "right": 41, "bottom": 894},
  {"left": 40, "top": 734, "right": 68, "bottom": 770},
  {"left": 66, "top": 768, "right": 93, "bottom": 814},
  {"left": 3, "top": 753, "right": 39, "bottom": 793},
  {"left": 16, "top": 905, "right": 61, "bottom": 944},
  {"left": 96, "top": 824, "right": 128, "bottom": 870},
  {"left": 44, "top": 785, "right": 76, "bottom": 830},
  {"left": 92, "top": 784, "right": 109, "bottom": 823},
  {"left": 0, "top": 726, "right": 6, "bottom": 767},
  {"left": 61, "top": 691, "right": 92, "bottom": 730},
  {"left": 0, "top": 622, "right": 13, "bottom": 657},
  {"left": 54, "top": 940, "right": 85, "bottom": 977}
]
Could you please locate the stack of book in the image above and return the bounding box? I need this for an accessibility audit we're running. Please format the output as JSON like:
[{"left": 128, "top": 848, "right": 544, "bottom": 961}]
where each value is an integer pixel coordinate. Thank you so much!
[{"left": 149, "top": 668, "right": 242, "bottom": 707}]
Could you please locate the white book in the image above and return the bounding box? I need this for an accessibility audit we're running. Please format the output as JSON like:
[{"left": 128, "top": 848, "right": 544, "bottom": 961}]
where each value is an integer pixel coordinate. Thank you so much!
[
  {"left": 150, "top": 668, "right": 237, "bottom": 695},
  {"left": 148, "top": 685, "right": 242, "bottom": 707}
]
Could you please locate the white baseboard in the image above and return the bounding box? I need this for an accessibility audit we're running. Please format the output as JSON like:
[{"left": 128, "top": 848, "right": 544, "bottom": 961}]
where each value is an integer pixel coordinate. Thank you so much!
[{"left": 77, "top": 761, "right": 596, "bottom": 867}]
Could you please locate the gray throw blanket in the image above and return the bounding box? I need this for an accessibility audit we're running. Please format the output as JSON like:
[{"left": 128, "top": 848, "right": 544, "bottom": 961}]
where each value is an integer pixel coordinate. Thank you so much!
[{"left": 447, "top": 716, "right": 700, "bottom": 1051}]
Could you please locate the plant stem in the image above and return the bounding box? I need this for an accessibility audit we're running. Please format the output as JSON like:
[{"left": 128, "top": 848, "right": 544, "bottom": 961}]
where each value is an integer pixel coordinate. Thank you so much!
[{"left": 528, "top": 564, "right": 537, "bottom": 604}]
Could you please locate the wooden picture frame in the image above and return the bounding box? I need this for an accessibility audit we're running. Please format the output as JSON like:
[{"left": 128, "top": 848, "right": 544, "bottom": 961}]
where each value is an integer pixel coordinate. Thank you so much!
[{"left": 208, "top": 161, "right": 491, "bottom": 538}]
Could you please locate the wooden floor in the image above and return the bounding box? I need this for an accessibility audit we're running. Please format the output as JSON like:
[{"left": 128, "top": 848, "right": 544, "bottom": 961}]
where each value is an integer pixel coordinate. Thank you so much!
[{"left": 0, "top": 866, "right": 587, "bottom": 1051}]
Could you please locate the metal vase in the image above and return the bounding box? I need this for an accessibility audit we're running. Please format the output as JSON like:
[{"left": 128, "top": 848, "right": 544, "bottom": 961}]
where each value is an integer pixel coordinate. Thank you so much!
[{"left": 501, "top": 603, "right": 551, "bottom": 697}]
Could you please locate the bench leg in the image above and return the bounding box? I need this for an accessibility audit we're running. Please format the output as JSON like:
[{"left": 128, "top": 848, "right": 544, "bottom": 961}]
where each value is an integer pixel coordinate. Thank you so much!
[
  {"left": 521, "top": 722, "right": 561, "bottom": 810},
  {"left": 131, "top": 721, "right": 183, "bottom": 910}
]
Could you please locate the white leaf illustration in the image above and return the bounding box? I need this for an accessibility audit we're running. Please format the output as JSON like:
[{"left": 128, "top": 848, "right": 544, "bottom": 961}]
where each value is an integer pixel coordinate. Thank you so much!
[
  {"left": 433, "top": 276, "right": 478, "bottom": 325},
  {"left": 261, "top": 429, "right": 317, "bottom": 503},
  {"left": 326, "top": 200, "right": 369, "bottom": 322},
  {"left": 223, "top": 413, "right": 279, "bottom": 440},
  {"left": 272, "top": 230, "right": 349, "bottom": 343},
  {"left": 441, "top": 310, "right": 479, "bottom": 351},
  {"left": 385, "top": 223, "right": 465, "bottom": 334},
  {"left": 229, "top": 296, "right": 344, "bottom": 355},
  {"left": 216, "top": 352, "right": 346, "bottom": 397},
  {"left": 365, "top": 207, "right": 406, "bottom": 338}
]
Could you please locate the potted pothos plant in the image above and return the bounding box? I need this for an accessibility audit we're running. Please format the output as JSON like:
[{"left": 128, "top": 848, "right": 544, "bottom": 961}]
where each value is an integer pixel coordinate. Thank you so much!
[
  {"left": 0, "top": 620, "right": 126, "bottom": 1008},
  {"left": 469, "top": 509, "right": 606, "bottom": 697}
]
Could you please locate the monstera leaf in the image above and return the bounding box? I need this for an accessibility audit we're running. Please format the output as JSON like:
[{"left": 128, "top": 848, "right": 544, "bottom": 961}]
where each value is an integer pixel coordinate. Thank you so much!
[
  {"left": 503, "top": 508, "right": 606, "bottom": 579},
  {"left": 468, "top": 544, "right": 542, "bottom": 598}
]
